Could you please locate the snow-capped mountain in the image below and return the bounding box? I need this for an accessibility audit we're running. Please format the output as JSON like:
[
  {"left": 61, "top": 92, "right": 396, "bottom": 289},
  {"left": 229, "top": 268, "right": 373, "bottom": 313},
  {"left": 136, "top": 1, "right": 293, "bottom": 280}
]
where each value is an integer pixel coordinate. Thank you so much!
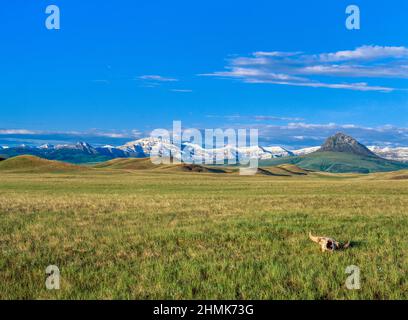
[
  {"left": 117, "top": 138, "right": 297, "bottom": 162},
  {"left": 54, "top": 142, "right": 98, "bottom": 154},
  {"left": 292, "top": 146, "right": 320, "bottom": 156},
  {"left": 119, "top": 137, "right": 180, "bottom": 158},
  {"left": 96, "top": 145, "right": 129, "bottom": 158},
  {"left": 368, "top": 146, "right": 408, "bottom": 163},
  {"left": 39, "top": 144, "right": 54, "bottom": 149},
  {"left": 262, "top": 146, "right": 294, "bottom": 158},
  {"left": 74, "top": 142, "right": 98, "bottom": 154},
  {"left": 17, "top": 144, "right": 33, "bottom": 149}
]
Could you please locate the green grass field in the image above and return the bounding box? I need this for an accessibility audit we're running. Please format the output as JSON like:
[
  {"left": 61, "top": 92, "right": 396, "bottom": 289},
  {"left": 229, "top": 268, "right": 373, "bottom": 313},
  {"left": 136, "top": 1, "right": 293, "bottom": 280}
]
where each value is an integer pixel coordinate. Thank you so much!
[{"left": 0, "top": 165, "right": 407, "bottom": 299}]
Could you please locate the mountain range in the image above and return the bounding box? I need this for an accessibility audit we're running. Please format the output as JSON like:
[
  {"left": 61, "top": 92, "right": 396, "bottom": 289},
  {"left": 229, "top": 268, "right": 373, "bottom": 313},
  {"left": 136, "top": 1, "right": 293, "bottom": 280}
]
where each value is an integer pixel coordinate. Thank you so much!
[
  {"left": 1, "top": 133, "right": 408, "bottom": 173},
  {"left": 0, "top": 139, "right": 317, "bottom": 164}
]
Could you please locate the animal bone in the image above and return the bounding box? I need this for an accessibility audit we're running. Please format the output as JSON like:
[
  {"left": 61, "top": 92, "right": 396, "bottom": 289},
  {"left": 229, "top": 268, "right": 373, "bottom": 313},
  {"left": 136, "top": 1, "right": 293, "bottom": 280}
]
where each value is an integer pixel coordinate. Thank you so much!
[{"left": 309, "top": 232, "right": 350, "bottom": 252}]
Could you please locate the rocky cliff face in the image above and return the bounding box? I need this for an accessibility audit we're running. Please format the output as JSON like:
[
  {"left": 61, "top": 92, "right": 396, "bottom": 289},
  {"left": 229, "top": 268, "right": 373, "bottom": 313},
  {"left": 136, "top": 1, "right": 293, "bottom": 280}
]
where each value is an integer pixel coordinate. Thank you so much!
[{"left": 319, "top": 133, "right": 377, "bottom": 157}]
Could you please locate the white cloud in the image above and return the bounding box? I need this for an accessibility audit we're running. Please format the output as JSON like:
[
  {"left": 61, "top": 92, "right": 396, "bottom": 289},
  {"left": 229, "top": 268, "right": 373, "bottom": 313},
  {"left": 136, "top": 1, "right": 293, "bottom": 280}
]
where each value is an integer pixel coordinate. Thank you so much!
[
  {"left": 201, "top": 67, "right": 306, "bottom": 82},
  {"left": 0, "top": 129, "right": 142, "bottom": 139},
  {"left": 300, "top": 64, "right": 408, "bottom": 79},
  {"left": 231, "top": 57, "right": 270, "bottom": 66},
  {"left": 201, "top": 45, "right": 408, "bottom": 92},
  {"left": 131, "top": 129, "right": 143, "bottom": 137},
  {"left": 205, "top": 114, "right": 304, "bottom": 121},
  {"left": 0, "top": 129, "right": 37, "bottom": 135},
  {"left": 319, "top": 45, "right": 408, "bottom": 62},
  {"left": 139, "top": 75, "right": 178, "bottom": 82},
  {"left": 285, "top": 122, "right": 337, "bottom": 129},
  {"left": 92, "top": 132, "right": 128, "bottom": 138},
  {"left": 252, "top": 115, "right": 304, "bottom": 121},
  {"left": 255, "top": 80, "right": 394, "bottom": 92},
  {"left": 253, "top": 51, "right": 302, "bottom": 57}
]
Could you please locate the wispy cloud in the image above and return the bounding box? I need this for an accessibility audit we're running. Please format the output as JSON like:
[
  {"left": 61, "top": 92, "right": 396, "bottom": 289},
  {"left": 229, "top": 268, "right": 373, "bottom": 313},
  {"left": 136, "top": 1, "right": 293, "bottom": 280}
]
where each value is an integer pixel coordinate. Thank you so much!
[
  {"left": 319, "top": 45, "right": 408, "bottom": 62},
  {"left": 0, "top": 129, "right": 145, "bottom": 147},
  {"left": 0, "top": 129, "right": 37, "bottom": 135},
  {"left": 139, "top": 75, "right": 178, "bottom": 82},
  {"left": 253, "top": 80, "right": 394, "bottom": 92},
  {"left": 206, "top": 114, "right": 304, "bottom": 121},
  {"left": 0, "top": 128, "right": 142, "bottom": 139},
  {"left": 254, "top": 51, "right": 303, "bottom": 57},
  {"left": 200, "top": 45, "right": 408, "bottom": 92}
]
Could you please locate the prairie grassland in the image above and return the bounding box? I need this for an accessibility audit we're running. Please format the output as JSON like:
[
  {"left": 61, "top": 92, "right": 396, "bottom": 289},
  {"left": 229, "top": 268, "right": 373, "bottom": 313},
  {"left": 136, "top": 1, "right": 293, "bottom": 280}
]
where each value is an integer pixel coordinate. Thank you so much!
[{"left": 0, "top": 170, "right": 407, "bottom": 299}]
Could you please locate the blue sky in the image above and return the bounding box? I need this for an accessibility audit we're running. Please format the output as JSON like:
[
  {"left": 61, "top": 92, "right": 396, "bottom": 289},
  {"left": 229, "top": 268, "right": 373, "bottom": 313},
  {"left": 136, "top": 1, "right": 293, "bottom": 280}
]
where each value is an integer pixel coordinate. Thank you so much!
[{"left": 1, "top": 0, "right": 408, "bottom": 147}]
